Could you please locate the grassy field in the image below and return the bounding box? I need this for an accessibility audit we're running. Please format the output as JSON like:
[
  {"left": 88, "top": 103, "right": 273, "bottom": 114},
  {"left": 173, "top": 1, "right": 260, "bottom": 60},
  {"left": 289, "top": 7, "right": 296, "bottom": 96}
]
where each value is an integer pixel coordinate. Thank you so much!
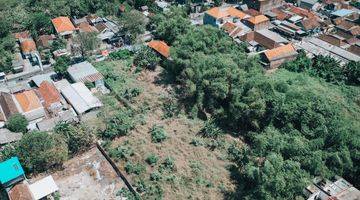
[{"left": 92, "top": 60, "right": 241, "bottom": 199}]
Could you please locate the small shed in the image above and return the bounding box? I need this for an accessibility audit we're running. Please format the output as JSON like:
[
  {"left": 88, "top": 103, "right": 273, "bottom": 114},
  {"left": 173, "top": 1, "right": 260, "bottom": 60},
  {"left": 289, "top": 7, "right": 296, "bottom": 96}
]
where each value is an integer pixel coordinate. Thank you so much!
[
  {"left": 0, "top": 157, "right": 25, "bottom": 188},
  {"left": 0, "top": 128, "right": 23, "bottom": 146},
  {"left": 29, "top": 176, "right": 59, "bottom": 200},
  {"left": 67, "top": 61, "right": 104, "bottom": 86}
]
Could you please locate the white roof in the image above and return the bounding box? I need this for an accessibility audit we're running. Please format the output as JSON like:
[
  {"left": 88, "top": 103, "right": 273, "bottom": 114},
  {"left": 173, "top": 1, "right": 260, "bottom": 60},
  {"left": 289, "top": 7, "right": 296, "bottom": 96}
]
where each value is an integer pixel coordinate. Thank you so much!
[
  {"left": 29, "top": 176, "right": 59, "bottom": 200},
  {"left": 60, "top": 82, "right": 102, "bottom": 114},
  {"left": 288, "top": 15, "right": 303, "bottom": 23},
  {"left": 67, "top": 61, "right": 102, "bottom": 83}
]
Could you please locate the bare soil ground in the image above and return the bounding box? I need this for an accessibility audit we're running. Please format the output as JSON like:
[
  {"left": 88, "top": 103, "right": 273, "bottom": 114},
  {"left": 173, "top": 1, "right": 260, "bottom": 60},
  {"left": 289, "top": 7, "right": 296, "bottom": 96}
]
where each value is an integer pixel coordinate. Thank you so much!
[
  {"left": 49, "top": 147, "right": 124, "bottom": 200},
  {"left": 110, "top": 67, "right": 238, "bottom": 199}
]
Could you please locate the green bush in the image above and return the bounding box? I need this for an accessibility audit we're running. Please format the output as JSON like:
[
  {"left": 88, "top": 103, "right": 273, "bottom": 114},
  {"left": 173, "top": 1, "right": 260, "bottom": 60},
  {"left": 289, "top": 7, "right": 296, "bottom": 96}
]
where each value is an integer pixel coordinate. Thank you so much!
[
  {"left": 116, "top": 188, "right": 140, "bottom": 200},
  {"left": 200, "top": 119, "right": 223, "bottom": 139},
  {"left": 6, "top": 114, "right": 28, "bottom": 133},
  {"left": 190, "top": 138, "right": 203, "bottom": 147},
  {"left": 162, "top": 98, "right": 180, "bottom": 119},
  {"left": 54, "top": 122, "right": 94, "bottom": 155},
  {"left": 150, "top": 125, "right": 167, "bottom": 143},
  {"left": 160, "top": 156, "right": 175, "bottom": 172},
  {"left": 102, "top": 108, "right": 136, "bottom": 139},
  {"left": 1, "top": 131, "right": 68, "bottom": 173},
  {"left": 145, "top": 154, "right": 159, "bottom": 166},
  {"left": 109, "top": 49, "right": 132, "bottom": 60},
  {"left": 133, "top": 46, "right": 160, "bottom": 70},
  {"left": 125, "top": 162, "right": 146, "bottom": 175},
  {"left": 150, "top": 171, "right": 162, "bottom": 181},
  {"left": 109, "top": 145, "right": 134, "bottom": 161}
]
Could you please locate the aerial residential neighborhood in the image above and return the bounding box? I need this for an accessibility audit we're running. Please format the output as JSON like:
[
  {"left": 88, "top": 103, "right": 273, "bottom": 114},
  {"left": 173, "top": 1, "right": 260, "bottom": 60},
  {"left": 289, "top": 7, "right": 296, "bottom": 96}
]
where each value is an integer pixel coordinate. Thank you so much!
[{"left": 0, "top": 0, "right": 359, "bottom": 199}]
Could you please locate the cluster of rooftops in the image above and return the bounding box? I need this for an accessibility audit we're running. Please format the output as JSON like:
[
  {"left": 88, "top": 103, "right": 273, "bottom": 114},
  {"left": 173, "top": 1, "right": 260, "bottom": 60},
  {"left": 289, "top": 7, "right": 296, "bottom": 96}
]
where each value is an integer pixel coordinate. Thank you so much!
[
  {"left": 0, "top": 157, "right": 59, "bottom": 200},
  {"left": 0, "top": 61, "right": 105, "bottom": 145},
  {"left": 201, "top": 0, "right": 360, "bottom": 68}
]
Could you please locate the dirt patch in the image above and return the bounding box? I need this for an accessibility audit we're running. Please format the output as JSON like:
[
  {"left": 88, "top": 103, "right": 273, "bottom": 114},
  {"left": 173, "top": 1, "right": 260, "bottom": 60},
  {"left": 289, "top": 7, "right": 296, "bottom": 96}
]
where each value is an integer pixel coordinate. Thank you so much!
[
  {"left": 110, "top": 67, "right": 238, "bottom": 199},
  {"left": 50, "top": 147, "right": 125, "bottom": 200}
]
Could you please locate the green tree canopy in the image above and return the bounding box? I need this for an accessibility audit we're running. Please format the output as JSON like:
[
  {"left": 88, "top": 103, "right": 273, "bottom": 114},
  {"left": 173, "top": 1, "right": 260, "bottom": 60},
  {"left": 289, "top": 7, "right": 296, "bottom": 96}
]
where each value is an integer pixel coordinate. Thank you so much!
[
  {"left": 6, "top": 114, "right": 28, "bottom": 133},
  {"left": 3, "top": 131, "right": 68, "bottom": 173}
]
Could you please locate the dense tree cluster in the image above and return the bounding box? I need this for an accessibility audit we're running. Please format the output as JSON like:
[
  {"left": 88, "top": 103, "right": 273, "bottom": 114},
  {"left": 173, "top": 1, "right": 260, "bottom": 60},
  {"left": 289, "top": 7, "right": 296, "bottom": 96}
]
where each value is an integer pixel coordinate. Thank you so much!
[
  {"left": 152, "top": 8, "right": 360, "bottom": 199},
  {"left": 6, "top": 113, "right": 28, "bottom": 133},
  {"left": 1, "top": 131, "right": 68, "bottom": 173},
  {"left": 282, "top": 51, "right": 360, "bottom": 85}
]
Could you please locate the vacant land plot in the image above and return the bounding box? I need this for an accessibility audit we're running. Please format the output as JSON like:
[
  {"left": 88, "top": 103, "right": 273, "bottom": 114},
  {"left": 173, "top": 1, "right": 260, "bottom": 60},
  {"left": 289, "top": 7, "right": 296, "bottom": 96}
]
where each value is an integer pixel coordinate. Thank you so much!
[
  {"left": 50, "top": 147, "right": 125, "bottom": 200},
  {"left": 96, "top": 61, "right": 240, "bottom": 199}
]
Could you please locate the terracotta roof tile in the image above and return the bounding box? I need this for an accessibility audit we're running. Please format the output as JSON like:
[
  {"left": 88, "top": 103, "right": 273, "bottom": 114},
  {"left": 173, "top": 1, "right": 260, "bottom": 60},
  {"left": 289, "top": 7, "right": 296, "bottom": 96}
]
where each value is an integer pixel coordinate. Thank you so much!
[
  {"left": 244, "top": 9, "right": 261, "bottom": 17},
  {"left": 301, "top": 17, "right": 320, "bottom": 31},
  {"left": 38, "top": 81, "right": 61, "bottom": 108},
  {"left": 36, "top": 35, "right": 55, "bottom": 48},
  {"left": 20, "top": 39, "right": 37, "bottom": 53},
  {"left": 222, "top": 22, "right": 237, "bottom": 33},
  {"left": 147, "top": 40, "right": 170, "bottom": 58},
  {"left": 13, "top": 31, "right": 31, "bottom": 40},
  {"left": 245, "top": 15, "right": 269, "bottom": 25},
  {"left": 15, "top": 90, "right": 42, "bottom": 112},
  {"left": 206, "top": 7, "right": 247, "bottom": 19},
  {"left": 272, "top": 8, "right": 291, "bottom": 20},
  {"left": 289, "top": 6, "right": 318, "bottom": 19},
  {"left": 78, "top": 22, "right": 98, "bottom": 33},
  {"left": 8, "top": 182, "right": 33, "bottom": 200},
  {"left": 51, "top": 16, "right": 76, "bottom": 34},
  {"left": 264, "top": 44, "right": 297, "bottom": 61}
]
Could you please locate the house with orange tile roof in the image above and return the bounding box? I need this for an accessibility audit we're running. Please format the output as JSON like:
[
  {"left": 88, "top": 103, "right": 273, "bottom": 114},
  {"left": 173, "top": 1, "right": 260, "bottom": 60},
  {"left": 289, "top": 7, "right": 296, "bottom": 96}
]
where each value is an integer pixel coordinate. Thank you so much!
[
  {"left": 243, "top": 14, "right": 270, "bottom": 30},
  {"left": 14, "top": 90, "right": 45, "bottom": 122},
  {"left": 261, "top": 43, "right": 298, "bottom": 68},
  {"left": 204, "top": 6, "right": 249, "bottom": 27},
  {"left": 37, "top": 81, "right": 63, "bottom": 113},
  {"left": 20, "top": 38, "right": 37, "bottom": 58},
  {"left": 51, "top": 16, "right": 76, "bottom": 37},
  {"left": 221, "top": 22, "right": 244, "bottom": 38},
  {"left": 147, "top": 40, "right": 170, "bottom": 58}
]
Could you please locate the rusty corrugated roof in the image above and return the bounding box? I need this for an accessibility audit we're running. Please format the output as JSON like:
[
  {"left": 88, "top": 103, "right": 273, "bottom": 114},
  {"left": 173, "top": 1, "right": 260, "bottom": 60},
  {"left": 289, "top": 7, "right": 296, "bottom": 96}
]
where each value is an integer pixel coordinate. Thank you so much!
[
  {"left": 38, "top": 81, "right": 61, "bottom": 109},
  {"left": 148, "top": 40, "right": 170, "bottom": 58},
  {"left": 14, "top": 90, "right": 42, "bottom": 113},
  {"left": 51, "top": 16, "right": 76, "bottom": 33}
]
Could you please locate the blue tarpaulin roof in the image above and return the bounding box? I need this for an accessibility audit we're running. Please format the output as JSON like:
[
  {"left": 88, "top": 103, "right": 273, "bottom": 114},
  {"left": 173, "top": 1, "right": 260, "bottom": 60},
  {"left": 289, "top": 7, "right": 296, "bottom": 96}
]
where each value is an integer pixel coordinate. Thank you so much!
[
  {"left": 0, "top": 157, "right": 24, "bottom": 184},
  {"left": 331, "top": 9, "right": 354, "bottom": 17}
]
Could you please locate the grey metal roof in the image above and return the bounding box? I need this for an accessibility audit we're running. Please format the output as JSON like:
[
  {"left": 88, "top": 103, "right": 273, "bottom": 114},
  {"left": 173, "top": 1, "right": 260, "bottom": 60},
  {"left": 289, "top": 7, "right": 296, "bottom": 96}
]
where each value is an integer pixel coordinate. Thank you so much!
[
  {"left": 67, "top": 61, "right": 103, "bottom": 83},
  {"left": 60, "top": 82, "right": 102, "bottom": 115},
  {"left": 0, "top": 128, "right": 23, "bottom": 145},
  {"left": 256, "top": 29, "right": 289, "bottom": 44},
  {"left": 31, "top": 72, "right": 56, "bottom": 87},
  {"left": 308, "top": 37, "right": 360, "bottom": 62}
]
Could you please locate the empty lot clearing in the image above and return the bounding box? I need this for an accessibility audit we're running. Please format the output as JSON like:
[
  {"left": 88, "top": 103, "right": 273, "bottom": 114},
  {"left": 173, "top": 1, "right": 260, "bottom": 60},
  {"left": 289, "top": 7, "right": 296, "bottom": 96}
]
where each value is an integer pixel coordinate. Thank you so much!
[{"left": 104, "top": 66, "right": 240, "bottom": 199}]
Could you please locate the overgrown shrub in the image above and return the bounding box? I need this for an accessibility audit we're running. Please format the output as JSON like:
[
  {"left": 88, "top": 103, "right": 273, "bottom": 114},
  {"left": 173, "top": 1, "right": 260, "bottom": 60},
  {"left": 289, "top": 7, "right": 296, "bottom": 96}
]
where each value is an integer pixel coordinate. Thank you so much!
[
  {"left": 200, "top": 119, "right": 223, "bottom": 139},
  {"left": 150, "top": 171, "right": 162, "bottom": 181},
  {"left": 54, "top": 122, "right": 94, "bottom": 155},
  {"left": 160, "top": 156, "right": 175, "bottom": 172},
  {"left": 109, "top": 145, "right": 134, "bottom": 161},
  {"left": 125, "top": 162, "right": 146, "bottom": 175},
  {"left": 1, "top": 131, "right": 68, "bottom": 173},
  {"left": 6, "top": 114, "right": 28, "bottom": 133},
  {"left": 133, "top": 46, "right": 160, "bottom": 70},
  {"left": 102, "top": 108, "right": 136, "bottom": 139},
  {"left": 109, "top": 49, "right": 132, "bottom": 60},
  {"left": 150, "top": 125, "right": 167, "bottom": 143},
  {"left": 145, "top": 154, "right": 159, "bottom": 166}
]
